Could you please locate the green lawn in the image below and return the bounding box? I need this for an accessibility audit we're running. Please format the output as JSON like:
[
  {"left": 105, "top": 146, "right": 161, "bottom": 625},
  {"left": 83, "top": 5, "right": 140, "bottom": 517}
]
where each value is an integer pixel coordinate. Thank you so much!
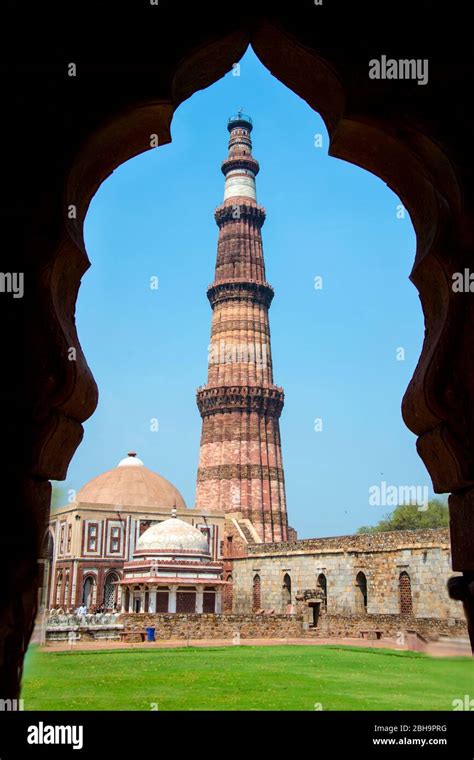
[{"left": 22, "top": 645, "right": 473, "bottom": 711}]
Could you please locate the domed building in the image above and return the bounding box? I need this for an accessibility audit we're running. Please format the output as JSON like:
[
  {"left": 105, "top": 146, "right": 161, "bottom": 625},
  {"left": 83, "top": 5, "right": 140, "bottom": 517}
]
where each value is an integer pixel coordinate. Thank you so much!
[
  {"left": 46, "top": 453, "right": 225, "bottom": 612},
  {"left": 119, "top": 508, "right": 225, "bottom": 614}
]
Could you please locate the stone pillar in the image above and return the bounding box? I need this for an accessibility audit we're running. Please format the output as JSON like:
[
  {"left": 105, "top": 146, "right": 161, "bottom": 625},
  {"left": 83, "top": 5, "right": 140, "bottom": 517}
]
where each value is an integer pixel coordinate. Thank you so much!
[
  {"left": 196, "top": 588, "right": 204, "bottom": 613},
  {"left": 149, "top": 590, "right": 157, "bottom": 613},
  {"left": 216, "top": 589, "right": 222, "bottom": 613},
  {"left": 71, "top": 560, "right": 78, "bottom": 610},
  {"left": 117, "top": 585, "right": 122, "bottom": 611},
  {"left": 169, "top": 586, "right": 177, "bottom": 613},
  {"left": 448, "top": 490, "right": 474, "bottom": 651}
]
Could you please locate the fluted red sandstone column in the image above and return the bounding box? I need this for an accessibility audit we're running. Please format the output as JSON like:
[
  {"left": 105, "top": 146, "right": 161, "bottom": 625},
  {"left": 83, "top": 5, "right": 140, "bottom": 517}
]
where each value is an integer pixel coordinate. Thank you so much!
[{"left": 196, "top": 113, "right": 288, "bottom": 542}]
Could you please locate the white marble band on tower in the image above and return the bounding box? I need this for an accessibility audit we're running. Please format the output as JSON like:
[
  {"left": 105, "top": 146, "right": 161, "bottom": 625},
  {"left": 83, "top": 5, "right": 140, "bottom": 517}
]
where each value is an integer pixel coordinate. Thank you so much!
[
  {"left": 223, "top": 171, "right": 257, "bottom": 201},
  {"left": 222, "top": 112, "right": 258, "bottom": 202}
]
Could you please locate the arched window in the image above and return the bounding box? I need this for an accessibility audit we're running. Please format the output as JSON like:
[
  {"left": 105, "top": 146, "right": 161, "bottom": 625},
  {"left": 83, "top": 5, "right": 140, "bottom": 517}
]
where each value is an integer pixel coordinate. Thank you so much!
[
  {"left": 224, "top": 574, "right": 233, "bottom": 612},
  {"left": 282, "top": 573, "right": 291, "bottom": 608},
  {"left": 355, "top": 572, "right": 368, "bottom": 614},
  {"left": 82, "top": 576, "right": 94, "bottom": 608},
  {"left": 399, "top": 571, "right": 413, "bottom": 615},
  {"left": 317, "top": 573, "right": 327, "bottom": 611},
  {"left": 104, "top": 572, "right": 119, "bottom": 610},
  {"left": 55, "top": 571, "right": 62, "bottom": 606},
  {"left": 252, "top": 574, "right": 261, "bottom": 612},
  {"left": 63, "top": 572, "right": 70, "bottom": 608}
]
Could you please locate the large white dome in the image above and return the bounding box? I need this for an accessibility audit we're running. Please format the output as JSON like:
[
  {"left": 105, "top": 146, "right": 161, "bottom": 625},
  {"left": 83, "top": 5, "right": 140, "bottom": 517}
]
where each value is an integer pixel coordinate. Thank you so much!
[{"left": 135, "top": 516, "right": 210, "bottom": 557}]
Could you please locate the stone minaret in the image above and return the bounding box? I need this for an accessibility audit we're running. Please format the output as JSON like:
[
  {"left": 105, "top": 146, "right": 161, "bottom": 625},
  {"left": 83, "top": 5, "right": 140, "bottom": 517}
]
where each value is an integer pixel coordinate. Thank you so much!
[{"left": 195, "top": 112, "right": 288, "bottom": 543}]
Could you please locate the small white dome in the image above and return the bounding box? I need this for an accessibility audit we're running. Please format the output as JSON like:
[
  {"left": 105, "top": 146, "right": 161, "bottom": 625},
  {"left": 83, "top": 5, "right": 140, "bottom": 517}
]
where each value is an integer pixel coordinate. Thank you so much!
[
  {"left": 136, "top": 516, "right": 210, "bottom": 556},
  {"left": 118, "top": 451, "right": 144, "bottom": 467}
]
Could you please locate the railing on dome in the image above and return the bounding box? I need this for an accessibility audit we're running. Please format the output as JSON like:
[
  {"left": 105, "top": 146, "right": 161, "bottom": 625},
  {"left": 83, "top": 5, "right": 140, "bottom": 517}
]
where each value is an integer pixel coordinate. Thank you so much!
[{"left": 228, "top": 112, "right": 253, "bottom": 130}]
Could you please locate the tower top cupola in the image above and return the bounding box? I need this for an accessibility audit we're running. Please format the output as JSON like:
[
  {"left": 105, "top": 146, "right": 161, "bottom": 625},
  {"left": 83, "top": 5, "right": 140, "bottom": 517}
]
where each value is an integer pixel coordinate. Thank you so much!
[
  {"left": 222, "top": 111, "right": 259, "bottom": 202},
  {"left": 227, "top": 111, "right": 253, "bottom": 132}
]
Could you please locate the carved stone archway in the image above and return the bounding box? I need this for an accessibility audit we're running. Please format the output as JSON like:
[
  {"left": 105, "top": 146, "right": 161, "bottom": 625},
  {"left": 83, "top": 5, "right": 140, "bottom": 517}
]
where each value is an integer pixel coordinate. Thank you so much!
[{"left": 3, "top": 7, "right": 474, "bottom": 698}]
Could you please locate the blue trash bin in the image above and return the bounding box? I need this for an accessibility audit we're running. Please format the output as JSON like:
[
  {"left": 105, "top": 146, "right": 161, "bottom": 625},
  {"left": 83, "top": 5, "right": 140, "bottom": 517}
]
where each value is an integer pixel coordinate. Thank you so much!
[{"left": 146, "top": 626, "right": 155, "bottom": 642}]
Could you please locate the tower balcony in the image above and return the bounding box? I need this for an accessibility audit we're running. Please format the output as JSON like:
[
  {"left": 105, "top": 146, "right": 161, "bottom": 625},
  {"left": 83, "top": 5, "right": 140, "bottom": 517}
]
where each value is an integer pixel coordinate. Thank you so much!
[
  {"left": 206, "top": 279, "right": 274, "bottom": 309},
  {"left": 221, "top": 155, "right": 260, "bottom": 176},
  {"left": 214, "top": 202, "right": 266, "bottom": 227},
  {"left": 227, "top": 113, "right": 253, "bottom": 132},
  {"left": 196, "top": 384, "right": 284, "bottom": 417}
]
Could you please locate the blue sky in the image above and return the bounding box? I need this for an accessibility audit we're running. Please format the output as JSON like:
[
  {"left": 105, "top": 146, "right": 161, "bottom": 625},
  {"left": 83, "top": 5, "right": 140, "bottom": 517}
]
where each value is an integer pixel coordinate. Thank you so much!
[{"left": 60, "top": 47, "right": 439, "bottom": 538}]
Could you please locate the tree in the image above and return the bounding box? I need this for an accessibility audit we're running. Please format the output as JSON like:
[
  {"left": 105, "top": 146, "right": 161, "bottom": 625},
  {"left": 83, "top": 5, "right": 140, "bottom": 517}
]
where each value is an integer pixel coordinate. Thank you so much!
[
  {"left": 357, "top": 499, "right": 449, "bottom": 534},
  {"left": 50, "top": 482, "right": 66, "bottom": 510}
]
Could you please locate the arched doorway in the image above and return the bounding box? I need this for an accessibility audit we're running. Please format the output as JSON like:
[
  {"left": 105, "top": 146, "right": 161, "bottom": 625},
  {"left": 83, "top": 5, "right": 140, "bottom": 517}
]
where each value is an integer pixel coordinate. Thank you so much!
[
  {"left": 282, "top": 573, "right": 291, "bottom": 610},
  {"left": 317, "top": 573, "right": 327, "bottom": 612},
  {"left": 82, "top": 576, "right": 94, "bottom": 609},
  {"left": 103, "top": 572, "right": 119, "bottom": 611},
  {"left": 224, "top": 574, "right": 233, "bottom": 612},
  {"left": 252, "top": 574, "right": 261, "bottom": 612},
  {"left": 399, "top": 571, "right": 413, "bottom": 615},
  {"left": 355, "top": 572, "right": 368, "bottom": 615}
]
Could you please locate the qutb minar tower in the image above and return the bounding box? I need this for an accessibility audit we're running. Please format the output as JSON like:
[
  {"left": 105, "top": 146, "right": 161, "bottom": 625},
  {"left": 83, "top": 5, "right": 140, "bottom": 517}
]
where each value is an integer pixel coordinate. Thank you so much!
[{"left": 195, "top": 112, "right": 288, "bottom": 543}]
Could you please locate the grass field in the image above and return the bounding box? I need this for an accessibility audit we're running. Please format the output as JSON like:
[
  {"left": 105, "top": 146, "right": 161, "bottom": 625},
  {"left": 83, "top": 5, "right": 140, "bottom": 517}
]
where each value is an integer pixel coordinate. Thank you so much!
[{"left": 22, "top": 645, "right": 473, "bottom": 711}]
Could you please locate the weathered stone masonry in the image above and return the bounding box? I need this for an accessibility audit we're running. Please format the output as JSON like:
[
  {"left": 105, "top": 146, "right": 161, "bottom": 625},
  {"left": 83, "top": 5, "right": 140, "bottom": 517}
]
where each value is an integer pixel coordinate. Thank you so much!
[
  {"left": 228, "top": 528, "right": 464, "bottom": 621},
  {"left": 118, "top": 612, "right": 466, "bottom": 642}
]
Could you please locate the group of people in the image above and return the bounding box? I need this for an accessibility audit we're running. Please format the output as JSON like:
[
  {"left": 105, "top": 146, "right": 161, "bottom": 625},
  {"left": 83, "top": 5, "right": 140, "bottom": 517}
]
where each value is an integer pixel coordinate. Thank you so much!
[
  {"left": 74, "top": 602, "right": 117, "bottom": 615},
  {"left": 48, "top": 603, "right": 121, "bottom": 616}
]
